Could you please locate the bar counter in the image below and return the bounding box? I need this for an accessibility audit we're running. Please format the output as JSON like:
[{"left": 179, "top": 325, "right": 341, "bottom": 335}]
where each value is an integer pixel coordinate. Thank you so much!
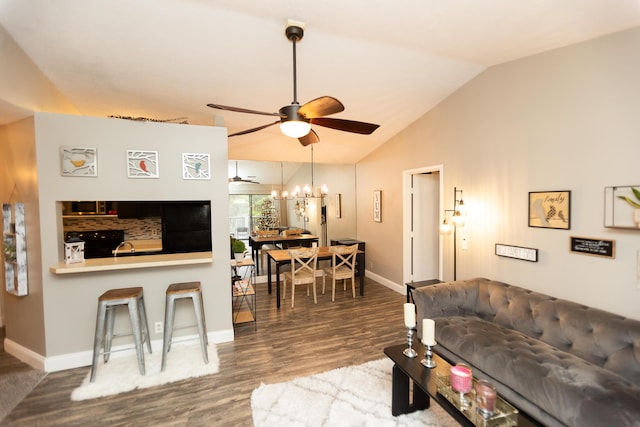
[{"left": 49, "top": 251, "right": 213, "bottom": 274}]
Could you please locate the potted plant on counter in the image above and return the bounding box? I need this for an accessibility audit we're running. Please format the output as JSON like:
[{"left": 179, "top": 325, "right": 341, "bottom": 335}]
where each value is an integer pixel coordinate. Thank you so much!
[{"left": 231, "top": 237, "right": 246, "bottom": 261}]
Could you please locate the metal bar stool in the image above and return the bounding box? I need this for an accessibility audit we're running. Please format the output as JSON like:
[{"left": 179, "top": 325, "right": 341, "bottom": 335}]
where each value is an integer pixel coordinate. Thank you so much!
[
  {"left": 90, "top": 287, "right": 152, "bottom": 382},
  {"left": 161, "top": 281, "right": 209, "bottom": 371}
]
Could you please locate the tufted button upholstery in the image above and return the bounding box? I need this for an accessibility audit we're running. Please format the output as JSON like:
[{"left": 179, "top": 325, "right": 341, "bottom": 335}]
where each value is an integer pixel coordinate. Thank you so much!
[{"left": 413, "top": 278, "right": 640, "bottom": 427}]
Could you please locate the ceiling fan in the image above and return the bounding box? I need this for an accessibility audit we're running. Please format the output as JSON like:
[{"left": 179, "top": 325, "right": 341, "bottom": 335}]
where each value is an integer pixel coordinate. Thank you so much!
[
  {"left": 229, "top": 161, "right": 259, "bottom": 184},
  {"left": 207, "top": 21, "right": 379, "bottom": 146}
]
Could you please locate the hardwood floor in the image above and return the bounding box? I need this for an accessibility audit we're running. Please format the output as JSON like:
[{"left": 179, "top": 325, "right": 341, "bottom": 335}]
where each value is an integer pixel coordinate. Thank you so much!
[{"left": 1, "top": 277, "right": 416, "bottom": 426}]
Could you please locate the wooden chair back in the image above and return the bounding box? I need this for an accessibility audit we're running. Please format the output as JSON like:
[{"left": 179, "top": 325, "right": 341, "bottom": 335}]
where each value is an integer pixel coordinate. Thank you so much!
[
  {"left": 257, "top": 229, "right": 279, "bottom": 237},
  {"left": 288, "top": 247, "right": 319, "bottom": 284},
  {"left": 329, "top": 244, "right": 358, "bottom": 277}
]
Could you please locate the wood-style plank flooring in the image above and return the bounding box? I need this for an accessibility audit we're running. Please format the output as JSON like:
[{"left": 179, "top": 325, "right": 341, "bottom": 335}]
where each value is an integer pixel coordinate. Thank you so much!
[{"left": 1, "top": 276, "right": 422, "bottom": 426}]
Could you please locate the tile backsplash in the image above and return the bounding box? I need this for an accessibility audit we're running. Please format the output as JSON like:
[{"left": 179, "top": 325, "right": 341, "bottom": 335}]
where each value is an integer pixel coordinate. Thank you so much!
[{"left": 63, "top": 216, "right": 162, "bottom": 240}]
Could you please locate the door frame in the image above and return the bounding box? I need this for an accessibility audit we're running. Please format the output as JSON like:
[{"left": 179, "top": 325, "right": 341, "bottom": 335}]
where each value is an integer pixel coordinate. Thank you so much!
[{"left": 402, "top": 165, "right": 444, "bottom": 286}]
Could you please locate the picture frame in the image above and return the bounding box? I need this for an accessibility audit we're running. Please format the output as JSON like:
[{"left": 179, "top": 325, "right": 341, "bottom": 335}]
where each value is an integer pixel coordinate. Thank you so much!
[
  {"left": 60, "top": 146, "right": 97, "bottom": 177},
  {"left": 570, "top": 236, "right": 615, "bottom": 258},
  {"left": 495, "top": 243, "right": 538, "bottom": 262},
  {"left": 127, "top": 150, "right": 159, "bottom": 178},
  {"left": 182, "top": 153, "right": 211, "bottom": 180},
  {"left": 335, "top": 193, "right": 342, "bottom": 218},
  {"left": 604, "top": 185, "right": 640, "bottom": 229},
  {"left": 373, "top": 190, "right": 382, "bottom": 222},
  {"left": 528, "top": 190, "right": 570, "bottom": 229}
]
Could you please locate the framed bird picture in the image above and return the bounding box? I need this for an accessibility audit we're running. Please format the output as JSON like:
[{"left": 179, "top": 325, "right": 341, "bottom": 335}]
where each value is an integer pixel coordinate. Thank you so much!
[
  {"left": 182, "top": 153, "right": 211, "bottom": 180},
  {"left": 127, "top": 150, "right": 159, "bottom": 178},
  {"left": 60, "top": 146, "right": 97, "bottom": 177},
  {"left": 528, "top": 190, "right": 571, "bottom": 229}
]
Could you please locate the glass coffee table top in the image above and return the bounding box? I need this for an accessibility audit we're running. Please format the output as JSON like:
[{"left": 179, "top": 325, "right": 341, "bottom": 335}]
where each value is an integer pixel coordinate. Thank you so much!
[{"left": 384, "top": 344, "right": 541, "bottom": 427}]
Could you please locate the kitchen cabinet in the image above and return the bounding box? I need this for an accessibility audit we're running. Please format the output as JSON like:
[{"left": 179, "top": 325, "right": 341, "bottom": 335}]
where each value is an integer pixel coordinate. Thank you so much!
[{"left": 116, "top": 201, "right": 163, "bottom": 218}]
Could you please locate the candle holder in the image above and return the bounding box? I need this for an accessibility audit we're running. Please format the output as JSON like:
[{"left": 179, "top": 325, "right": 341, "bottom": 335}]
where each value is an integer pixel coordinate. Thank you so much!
[
  {"left": 421, "top": 342, "right": 437, "bottom": 368},
  {"left": 402, "top": 327, "right": 418, "bottom": 358}
]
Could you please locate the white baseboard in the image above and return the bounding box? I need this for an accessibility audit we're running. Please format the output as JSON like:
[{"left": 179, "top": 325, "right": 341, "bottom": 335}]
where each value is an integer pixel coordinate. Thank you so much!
[
  {"left": 4, "top": 339, "right": 46, "bottom": 371},
  {"left": 5, "top": 329, "right": 234, "bottom": 373},
  {"left": 364, "top": 270, "right": 405, "bottom": 295}
]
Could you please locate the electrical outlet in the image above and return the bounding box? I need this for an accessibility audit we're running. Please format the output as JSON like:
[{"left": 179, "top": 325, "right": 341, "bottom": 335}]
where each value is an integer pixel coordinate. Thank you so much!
[
  {"left": 155, "top": 321, "right": 163, "bottom": 334},
  {"left": 151, "top": 229, "right": 158, "bottom": 236},
  {"left": 461, "top": 237, "right": 469, "bottom": 250}
]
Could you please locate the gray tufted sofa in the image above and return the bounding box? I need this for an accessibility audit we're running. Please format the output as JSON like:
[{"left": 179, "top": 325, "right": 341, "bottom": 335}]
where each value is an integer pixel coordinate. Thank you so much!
[{"left": 412, "top": 278, "right": 640, "bottom": 427}]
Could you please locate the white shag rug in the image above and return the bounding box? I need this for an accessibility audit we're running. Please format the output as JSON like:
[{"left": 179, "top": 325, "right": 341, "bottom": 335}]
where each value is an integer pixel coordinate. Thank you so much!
[
  {"left": 251, "top": 358, "right": 459, "bottom": 427},
  {"left": 71, "top": 341, "right": 218, "bottom": 401}
]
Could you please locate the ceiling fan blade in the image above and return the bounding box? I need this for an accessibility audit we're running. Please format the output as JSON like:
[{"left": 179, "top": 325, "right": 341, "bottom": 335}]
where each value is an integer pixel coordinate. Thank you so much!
[
  {"left": 298, "top": 96, "right": 345, "bottom": 118},
  {"left": 310, "top": 117, "right": 380, "bottom": 135},
  {"left": 228, "top": 120, "right": 280, "bottom": 137},
  {"left": 298, "top": 129, "right": 319, "bottom": 146},
  {"left": 207, "top": 103, "right": 282, "bottom": 117},
  {"left": 229, "top": 177, "right": 260, "bottom": 184}
]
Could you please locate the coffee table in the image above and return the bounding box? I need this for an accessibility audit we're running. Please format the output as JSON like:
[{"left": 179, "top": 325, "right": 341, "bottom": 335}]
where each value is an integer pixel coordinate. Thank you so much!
[{"left": 384, "top": 344, "right": 542, "bottom": 427}]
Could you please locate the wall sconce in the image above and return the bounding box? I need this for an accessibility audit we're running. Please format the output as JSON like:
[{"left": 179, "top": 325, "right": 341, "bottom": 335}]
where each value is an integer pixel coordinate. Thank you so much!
[{"left": 440, "top": 187, "right": 467, "bottom": 280}]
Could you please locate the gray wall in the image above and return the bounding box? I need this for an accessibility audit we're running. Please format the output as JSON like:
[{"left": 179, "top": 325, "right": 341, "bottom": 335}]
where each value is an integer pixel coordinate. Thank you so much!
[
  {"left": 356, "top": 27, "right": 640, "bottom": 320},
  {"left": 4, "top": 112, "right": 232, "bottom": 370}
]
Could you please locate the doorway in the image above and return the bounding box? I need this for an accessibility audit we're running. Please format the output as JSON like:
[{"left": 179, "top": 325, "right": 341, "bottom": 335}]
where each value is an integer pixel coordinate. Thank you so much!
[{"left": 402, "top": 165, "right": 443, "bottom": 285}]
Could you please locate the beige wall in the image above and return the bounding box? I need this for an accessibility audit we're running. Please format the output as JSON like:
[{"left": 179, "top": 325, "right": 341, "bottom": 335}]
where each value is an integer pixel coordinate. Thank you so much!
[
  {"left": 0, "top": 117, "right": 46, "bottom": 351},
  {"left": 3, "top": 112, "right": 232, "bottom": 370},
  {"left": 357, "top": 27, "right": 640, "bottom": 320}
]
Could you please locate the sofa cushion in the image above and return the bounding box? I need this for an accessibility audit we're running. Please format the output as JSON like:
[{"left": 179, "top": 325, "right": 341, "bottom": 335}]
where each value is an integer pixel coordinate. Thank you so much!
[
  {"left": 415, "top": 278, "right": 640, "bottom": 388},
  {"left": 436, "top": 316, "right": 640, "bottom": 427}
]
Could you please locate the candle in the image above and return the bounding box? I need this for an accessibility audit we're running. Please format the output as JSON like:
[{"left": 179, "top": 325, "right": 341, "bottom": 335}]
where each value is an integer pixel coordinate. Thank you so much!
[
  {"left": 423, "top": 318, "right": 436, "bottom": 345},
  {"left": 403, "top": 303, "right": 416, "bottom": 328},
  {"left": 450, "top": 364, "right": 473, "bottom": 393},
  {"left": 475, "top": 380, "right": 497, "bottom": 417}
]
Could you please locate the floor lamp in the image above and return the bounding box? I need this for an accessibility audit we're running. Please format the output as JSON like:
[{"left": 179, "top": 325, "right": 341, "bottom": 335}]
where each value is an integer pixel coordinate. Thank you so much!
[{"left": 440, "top": 187, "right": 466, "bottom": 281}]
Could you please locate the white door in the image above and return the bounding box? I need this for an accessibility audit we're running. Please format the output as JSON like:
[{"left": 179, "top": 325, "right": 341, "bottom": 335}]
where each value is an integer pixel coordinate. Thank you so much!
[{"left": 403, "top": 166, "right": 443, "bottom": 284}]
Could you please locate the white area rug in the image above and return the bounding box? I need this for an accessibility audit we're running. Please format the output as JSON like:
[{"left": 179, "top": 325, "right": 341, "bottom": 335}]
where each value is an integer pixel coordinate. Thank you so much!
[
  {"left": 251, "top": 358, "right": 459, "bottom": 427},
  {"left": 71, "top": 342, "right": 218, "bottom": 401}
]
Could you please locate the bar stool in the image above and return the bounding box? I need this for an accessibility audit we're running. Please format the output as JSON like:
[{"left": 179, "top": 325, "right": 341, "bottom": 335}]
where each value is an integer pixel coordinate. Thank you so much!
[
  {"left": 161, "top": 281, "right": 209, "bottom": 371},
  {"left": 90, "top": 287, "right": 151, "bottom": 382}
]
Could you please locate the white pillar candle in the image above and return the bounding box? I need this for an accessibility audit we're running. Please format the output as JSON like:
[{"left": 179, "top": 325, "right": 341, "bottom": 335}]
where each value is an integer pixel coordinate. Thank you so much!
[
  {"left": 403, "top": 303, "right": 416, "bottom": 328},
  {"left": 423, "top": 318, "right": 436, "bottom": 345}
]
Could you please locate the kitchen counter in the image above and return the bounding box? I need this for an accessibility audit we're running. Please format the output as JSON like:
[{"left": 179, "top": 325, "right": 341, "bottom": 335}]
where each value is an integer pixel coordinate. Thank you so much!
[{"left": 49, "top": 251, "right": 213, "bottom": 274}]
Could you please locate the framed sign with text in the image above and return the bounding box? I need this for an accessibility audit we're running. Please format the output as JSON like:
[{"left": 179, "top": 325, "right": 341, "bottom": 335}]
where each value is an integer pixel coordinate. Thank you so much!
[
  {"left": 528, "top": 190, "right": 570, "bottom": 229},
  {"left": 495, "top": 243, "right": 538, "bottom": 262},
  {"left": 570, "top": 236, "right": 615, "bottom": 258}
]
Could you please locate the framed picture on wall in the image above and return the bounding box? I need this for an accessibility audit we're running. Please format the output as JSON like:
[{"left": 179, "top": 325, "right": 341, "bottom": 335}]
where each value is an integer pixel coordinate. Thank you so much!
[
  {"left": 60, "top": 146, "right": 97, "bottom": 177},
  {"left": 127, "top": 150, "right": 159, "bottom": 178},
  {"left": 335, "top": 193, "right": 342, "bottom": 218},
  {"left": 373, "top": 190, "right": 382, "bottom": 222},
  {"left": 182, "top": 153, "right": 211, "bottom": 180},
  {"left": 528, "top": 190, "right": 570, "bottom": 229}
]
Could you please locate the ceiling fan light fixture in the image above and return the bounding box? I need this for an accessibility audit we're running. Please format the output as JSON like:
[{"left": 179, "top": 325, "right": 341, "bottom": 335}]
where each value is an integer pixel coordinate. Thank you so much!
[{"left": 280, "top": 120, "right": 311, "bottom": 138}]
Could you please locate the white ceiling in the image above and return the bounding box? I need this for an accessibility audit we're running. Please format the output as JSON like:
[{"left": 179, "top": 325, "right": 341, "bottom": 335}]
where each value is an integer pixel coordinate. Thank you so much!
[{"left": 1, "top": 0, "right": 639, "bottom": 164}]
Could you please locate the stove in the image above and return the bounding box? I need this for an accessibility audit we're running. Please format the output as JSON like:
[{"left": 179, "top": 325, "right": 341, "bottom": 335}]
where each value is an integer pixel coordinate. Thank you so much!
[{"left": 65, "top": 230, "right": 125, "bottom": 259}]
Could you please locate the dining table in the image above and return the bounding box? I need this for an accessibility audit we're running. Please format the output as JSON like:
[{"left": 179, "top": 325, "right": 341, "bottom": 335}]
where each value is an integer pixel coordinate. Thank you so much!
[
  {"left": 248, "top": 233, "right": 319, "bottom": 274},
  {"left": 266, "top": 246, "right": 365, "bottom": 308}
]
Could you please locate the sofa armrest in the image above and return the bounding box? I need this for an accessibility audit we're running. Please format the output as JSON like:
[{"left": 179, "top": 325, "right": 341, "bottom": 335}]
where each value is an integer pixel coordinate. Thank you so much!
[{"left": 413, "top": 278, "right": 484, "bottom": 337}]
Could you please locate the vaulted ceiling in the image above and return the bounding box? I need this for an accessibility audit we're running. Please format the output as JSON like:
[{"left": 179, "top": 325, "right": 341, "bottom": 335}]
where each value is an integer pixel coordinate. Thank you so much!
[{"left": 1, "top": 0, "right": 639, "bottom": 163}]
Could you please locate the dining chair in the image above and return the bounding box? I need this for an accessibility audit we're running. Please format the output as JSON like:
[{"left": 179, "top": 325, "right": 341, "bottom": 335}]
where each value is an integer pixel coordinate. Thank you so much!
[
  {"left": 323, "top": 244, "right": 359, "bottom": 302},
  {"left": 257, "top": 229, "right": 279, "bottom": 274},
  {"left": 282, "top": 247, "right": 319, "bottom": 307}
]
